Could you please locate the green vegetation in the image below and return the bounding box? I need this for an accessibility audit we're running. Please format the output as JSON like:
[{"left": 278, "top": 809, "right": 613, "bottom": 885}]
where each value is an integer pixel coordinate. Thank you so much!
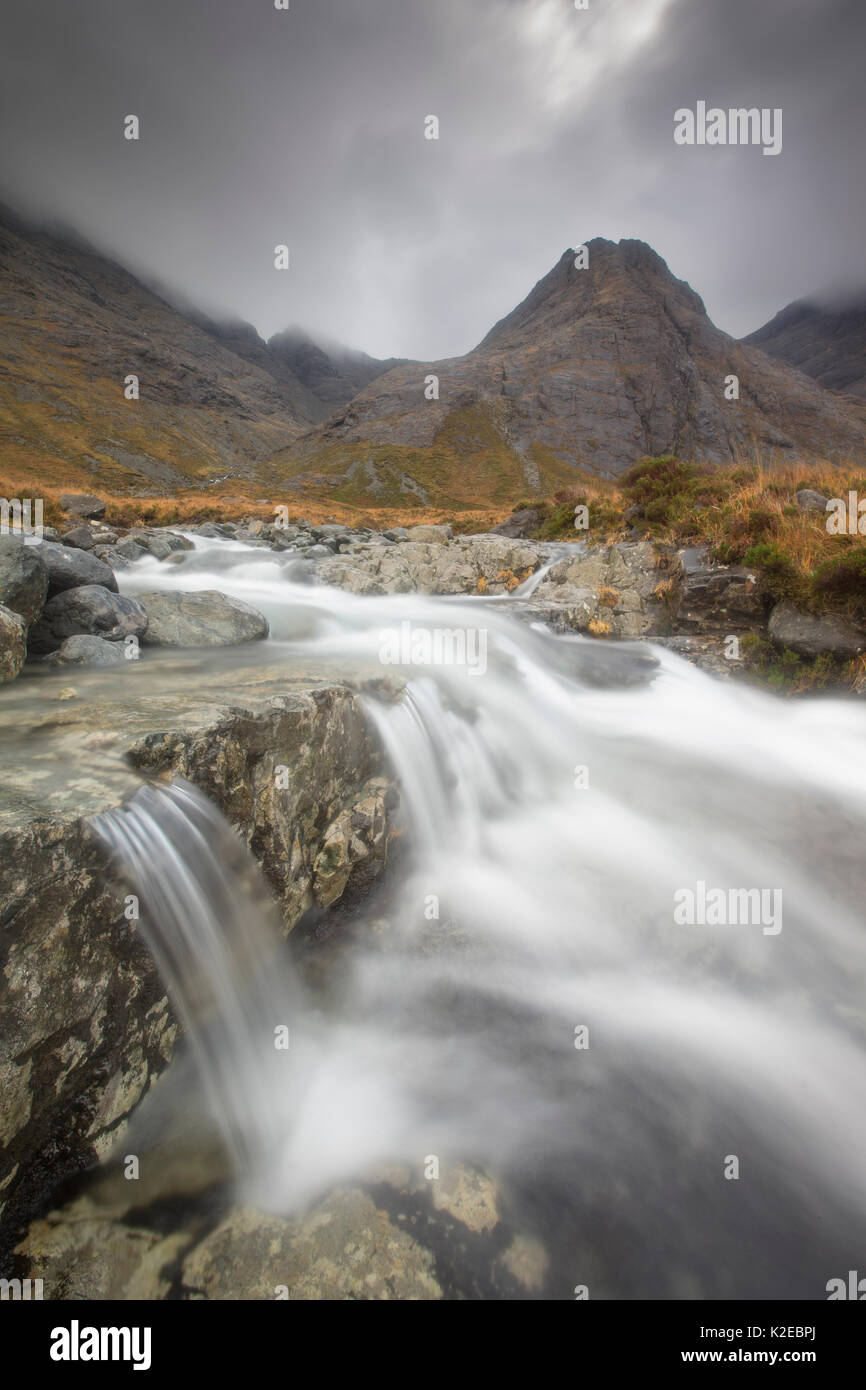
[{"left": 529, "top": 454, "right": 866, "bottom": 627}]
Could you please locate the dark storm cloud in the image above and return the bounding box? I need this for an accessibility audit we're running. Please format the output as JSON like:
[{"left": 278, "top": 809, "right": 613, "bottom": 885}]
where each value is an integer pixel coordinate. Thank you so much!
[{"left": 0, "top": 0, "right": 863, "bottom": 358}]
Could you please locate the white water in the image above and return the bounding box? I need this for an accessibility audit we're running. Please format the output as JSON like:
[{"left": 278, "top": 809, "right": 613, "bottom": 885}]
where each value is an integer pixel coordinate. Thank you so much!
[{"left": 94, "top": 534, "right": 866, "bottom": 1297}]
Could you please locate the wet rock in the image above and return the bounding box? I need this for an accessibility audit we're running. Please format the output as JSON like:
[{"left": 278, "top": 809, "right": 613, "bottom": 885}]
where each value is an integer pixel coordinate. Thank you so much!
[
  {"left": 316, "top": 534, "right": 540, "bottom": 598},
  {"left": 61, "top": 525, "right": 97, "bottom": 551},
  {"left": 0, "top": 602, "right": 26, "bottom": 683},
  {"left": 671, "top": 546, "right": 764, "bottom": 634},
  {"left": 136, "top": 590, "right": 268, "bottom": 647},
  {"left": 534, "top": 541, "right": 667, "bottom": 638},
  {"left": 46, "top": 635, "right": 130, "bottom": 667},
  {"left": 0, "top": 535, "right": 48, "bottom": 625},
  {"left": 312, "top": 779, "right": 391, "bottom": 906},
  {"left": 431, "top": 1164, "right": 500, "bottom": 1234},
  {"left": 126, "top": 530, "right": 194, "bottom": 560},
  {"left": 180, "top": 1191, "right": 442, "bottom": 1300},
  {"left": 113, "top": 538, "right": 148, "bottom": 563},
  {"left": 497, "top": 1234, "right": 549, "bottom": 1292},
  {"left": 18, "top": 1177, "right": 441, "bottom": 1301},
  {"left": 29, "top": 586, "right": 147, "bottom": 653},
  {"left": 0, "top": 673, "right": 398, "bottom": 1237},
  {"left": 58, "top": 494, "right": 106, "bottom": 520},
  {"left": 32, "top": 541, "right": 119, "bottom": 597},
  {"left": 768, "top": 600, "right": 866, "bottom": 659}
]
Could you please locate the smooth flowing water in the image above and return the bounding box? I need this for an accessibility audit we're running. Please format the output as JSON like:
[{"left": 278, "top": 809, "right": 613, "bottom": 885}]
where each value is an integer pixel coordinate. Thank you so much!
[{"left": 93, "top": 534, "right": 866, "bottom": 1297}]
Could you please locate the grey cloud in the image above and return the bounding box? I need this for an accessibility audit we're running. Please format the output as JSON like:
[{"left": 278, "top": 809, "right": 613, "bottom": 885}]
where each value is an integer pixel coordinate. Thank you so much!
[{"left": 0, "top": 0, "right": 863, "bottom": 358}]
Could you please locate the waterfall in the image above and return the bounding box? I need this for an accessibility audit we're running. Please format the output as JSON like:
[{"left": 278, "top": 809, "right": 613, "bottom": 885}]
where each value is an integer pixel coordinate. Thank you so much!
[
  {"left": 88, "top": 532, "right": 866, "bottom": 1296},
  {"left": 91, "top": 779, "right": 299, "bottom": 1178}
]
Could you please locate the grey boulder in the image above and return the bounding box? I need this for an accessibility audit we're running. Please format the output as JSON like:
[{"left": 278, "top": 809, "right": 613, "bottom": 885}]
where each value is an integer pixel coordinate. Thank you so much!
[
  {"left": 136, "top": 590, "right": 269, "bottom": 647},
  {"left": 0, "top": 535, "right": 48, "bottom": 625},
  {"left": 768, "top": 600, "right": 866, "bottom": 659},
  {"left": 491, "top": 508, "right": 543, "bottom": 539},
  {"left": 61, "top": 525, "right": 97, "bottom": 550},
  {"left": 404, "top": 524, "right": 452, "bottom": 544},
  {"left": 46, "top": 634, "right": 130, "bottom": 667},
  {"left": 29, "top": 586, "right": 147, "bottom": 654},
  {"left": 58, "top": 493, "right": 106, "bottom": 520},
  {"left": 127, "top": 530, "right": 194, "bottom": 560},
  {"left": 0, "top": 602, "right": 26, "bottom": 683},
  {"left": 796, "top": 489, "right": 830, "bottom": 515},
  {"left": 33, "top": 541, "right": 119, "bottom": 596}
]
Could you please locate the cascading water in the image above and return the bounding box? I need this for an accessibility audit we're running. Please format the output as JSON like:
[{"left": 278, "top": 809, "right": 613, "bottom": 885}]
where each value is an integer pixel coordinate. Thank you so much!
[
  {"left": 92, "top": 532, "right": 866, "bottom": 1297},
  {"left": 91, "top": 779, "right": 301, "bottom": 1178}
]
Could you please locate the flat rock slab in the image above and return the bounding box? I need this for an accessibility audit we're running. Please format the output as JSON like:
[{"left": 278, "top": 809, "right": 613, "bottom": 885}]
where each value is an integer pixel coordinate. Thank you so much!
[{"left": 137, "top": 589, "right": 269, "bottom": 646}]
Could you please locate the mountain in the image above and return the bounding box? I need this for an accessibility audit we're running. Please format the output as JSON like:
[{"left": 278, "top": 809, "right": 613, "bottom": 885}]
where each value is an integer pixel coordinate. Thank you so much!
[
  {"left": 266, "top": 328, "right": 405, "bottom": 412},
  {"left": 0, "top": 207, "right": 386, "bottom": 494},
  {"left": 266, "top": 239, "right": 866, "bottom": 508},
  {"left": 2, "top": 214, "right": 863, "bottom": 508},
  {"left": 743, "top": 294, "right": 866, "bottom": 399}
]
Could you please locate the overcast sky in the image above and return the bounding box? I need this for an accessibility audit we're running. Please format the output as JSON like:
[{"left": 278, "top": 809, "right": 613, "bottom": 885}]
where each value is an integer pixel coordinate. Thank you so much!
[{"left": 0, "top": 0, "right": 863, "bottom": 359}]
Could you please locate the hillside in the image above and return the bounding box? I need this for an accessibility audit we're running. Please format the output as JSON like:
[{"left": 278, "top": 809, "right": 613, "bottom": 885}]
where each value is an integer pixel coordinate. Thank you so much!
[
  {"left": 2, "top": 215, "right": 864, "bottom": 510},
  {"left": 266, "top": 239, "right": 866, "bottom": 508},
  {"left": 743, "top": 294, "right": 866, "bottom": 399},
  {"left": 0, "top": 208, "right": 389, "bottom": 495}
]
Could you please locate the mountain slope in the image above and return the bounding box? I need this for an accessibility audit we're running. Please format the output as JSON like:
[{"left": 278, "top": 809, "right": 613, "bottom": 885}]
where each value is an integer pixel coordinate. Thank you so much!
[
  {"left": 0, "top": 209, "right": 317, "bottom": 492},
  {"left": 266, "top": 328, "right": 405, "bottom": 413},
  {"left": 743, "top": 295, "right": 866, "bottom": 399},
  {"left": 266, "top": 239, "right": 866, "bottom": 507}
]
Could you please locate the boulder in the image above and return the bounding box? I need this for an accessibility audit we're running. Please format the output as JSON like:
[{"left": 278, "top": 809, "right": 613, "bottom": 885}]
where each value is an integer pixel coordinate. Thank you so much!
[
  {"left": 46, "top": 635, "right": 130, "bottom": 667},
  {"left": 405, "top": 524, "right": 452, "bottom": 544},
  {"left": 0, "top": 535, "right": 49, "bottom": 625},
  {"left": 796, "top": 489, "right": 829, "bottom": 515},
  {"left": 0, "top": 602, "right": 26, "bottom": 683},
  {"left": 671, "top": 547, "right": 764, "bottom": 634},
  {"left": 33, "top": 541, "right": 119, "bottom": 596},
  {"left": 491, "top": 508, "right": 543, "bottom": 539},
  {"left": 109, "top": 538, "right": 148, "bottom": 563},
  {"left": 126, "top": 531, "right": 195, "bottom": 560},
  {"left": 58, "top": 494, "right": 106, "bottom": 520},
  {"left": 0, "top": 676, "right": 397, "bottom": 1236},
  {"left": 136, "top": 590, "right": 268, "bottom": 647},
  {"left": 768, "top": 600, "right": 866, "bottom": 659},
  {"left": 61, "top": 525, "right": 97, "bottom": 551},
  {"left": 29, "top": 586, "right": 147, "bottom": 653}
]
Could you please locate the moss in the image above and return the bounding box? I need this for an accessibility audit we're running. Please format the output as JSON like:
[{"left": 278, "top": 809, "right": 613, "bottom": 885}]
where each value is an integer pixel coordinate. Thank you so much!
[
  {"left": 740, "top": 633, "right": 846, "bottom": 695},
  {"left": 811, "top": 547, "right": 866, "bottom": 621},
  {"left": 741, "top": 542, "right": 804, "bottom": 603}
]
